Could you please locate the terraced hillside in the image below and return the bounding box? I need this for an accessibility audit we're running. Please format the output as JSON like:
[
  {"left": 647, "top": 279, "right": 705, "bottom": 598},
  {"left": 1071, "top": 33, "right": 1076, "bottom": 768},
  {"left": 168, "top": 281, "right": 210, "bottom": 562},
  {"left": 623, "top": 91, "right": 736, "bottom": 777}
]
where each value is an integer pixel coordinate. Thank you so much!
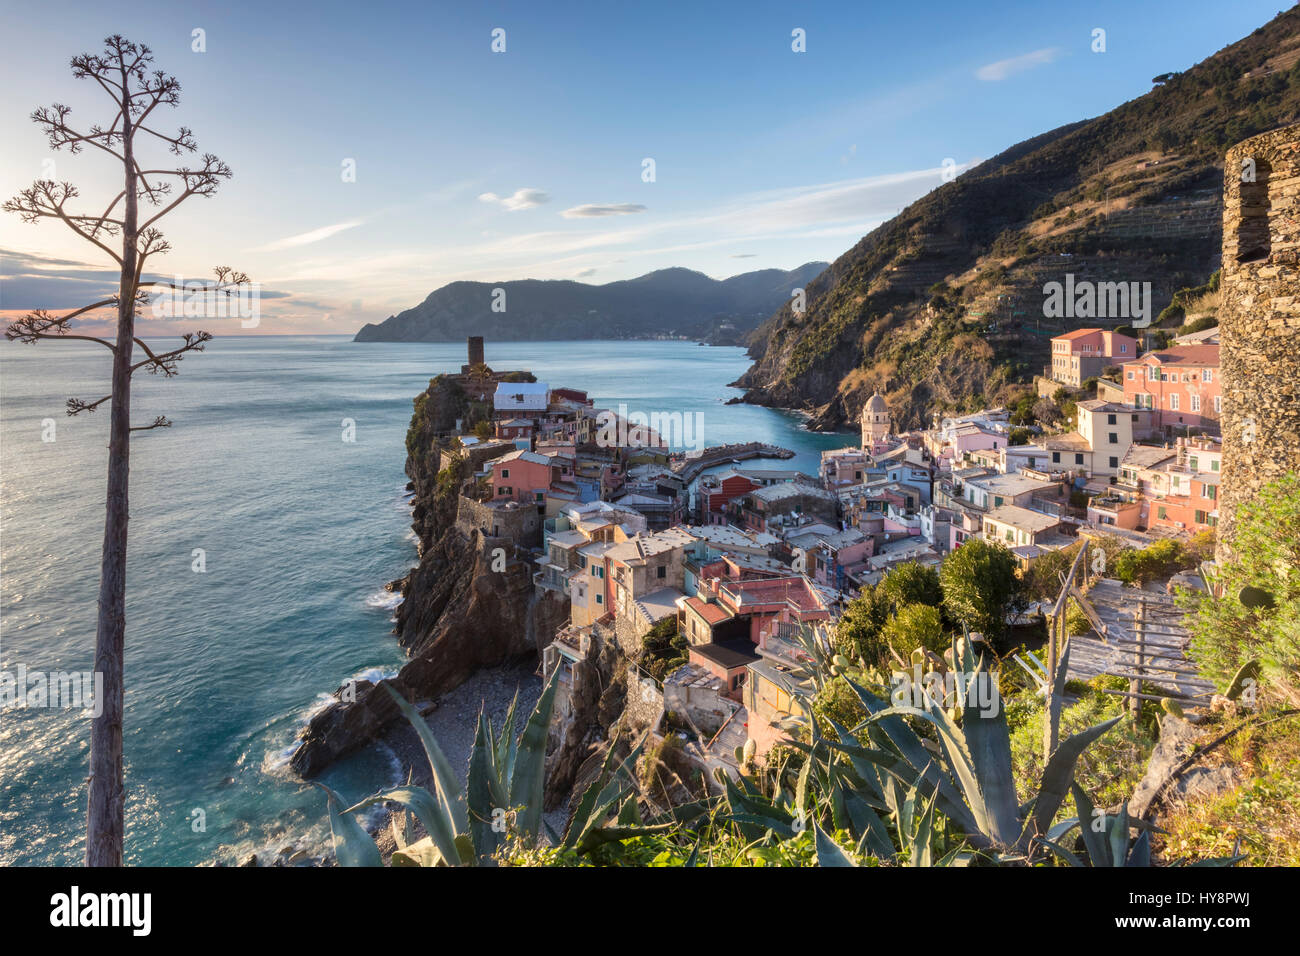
[{"left": 736, "top": 9, "right": 1300, "bottom": 430}]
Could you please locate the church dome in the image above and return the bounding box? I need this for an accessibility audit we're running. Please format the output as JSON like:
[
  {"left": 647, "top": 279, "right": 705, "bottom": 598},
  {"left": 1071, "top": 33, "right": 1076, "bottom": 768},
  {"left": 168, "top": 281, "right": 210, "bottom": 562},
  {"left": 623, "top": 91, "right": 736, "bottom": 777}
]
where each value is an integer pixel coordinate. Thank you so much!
[{"left": 863, "top": 392, "right": 889, "bottom": 416}]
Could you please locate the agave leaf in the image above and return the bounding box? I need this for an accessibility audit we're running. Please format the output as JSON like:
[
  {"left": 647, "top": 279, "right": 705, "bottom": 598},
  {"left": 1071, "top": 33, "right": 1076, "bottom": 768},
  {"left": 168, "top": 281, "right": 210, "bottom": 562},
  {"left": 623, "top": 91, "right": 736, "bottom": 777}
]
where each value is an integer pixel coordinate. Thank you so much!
[
  {"left": 909, "top": 785, "right": 939, "bottom": 868},
  {"left": 813, "top": 818, "right": 857, "bottom": 867},
  {"left": 1023, "top": 716, "right": 1123, "bottom": 851},
  {"left": 1108, "top": 802, "right": 1131, "bottom": 869},
  {"left": 843, "top": 788, "right": 896, "bottom": 859},
  {"left": 508, "top": 665, "right": 561, "bottom": 843},
  {"left": 725, "top": 812, "right": 799, "bottom": 840},
  {"left": 572, "top": 785, "right": 638, "bottom": 851},
  {"left": 935, "top": 845, "right": 976, "bottom": 867},
  {"left": 390, "top": 835, "right": 443, "bottom": 867},
  {"left": 497, "top": 688, "right": 520, "bottom": 786},
  {"left": 1127, "top": 826, "right": 1152, "bottom": 867},
  {"left": 568, "top": 740, "right": 646, "bottom": 848},
  {"left": 468, "top": 713, "right": 508, "bottom": 864},
  {"left": 684, "top": 836, "right": 702, "bottom": 867},
  {"left": 347, "top": 784, "right": 461, "bottom": 867},
  {"left": 563, "top": 744, "right": 623, "bottom": 847},
  {"left": 1071, "top": 780, "right": 1110, "bottom": 867},
  {"left": 957, "top": 653, "right": 1021, "bottom": 845},
  {"left": 849, "top": 681, "right": 980, "bottom": 834},
  {"left": 878, "top": 702, "right": 992, "bottom": 841},
  {"left": 382, "top": 683, "right": 467, "bottom": 833},
  {"left": 1035, "top": 835, "right": 1085, "bottom": 867},
  {"left": 1046, "top": 816, "right": 1081, "bottom": 844},
  {"left": 616, "top": 795, "right": 643, "bottom": 827},
  {"left": 577, "top": 822, "right": 678, "bottom": 854},
  {"left": 315, "top": 782, "right": 383, "bottom": 868}
]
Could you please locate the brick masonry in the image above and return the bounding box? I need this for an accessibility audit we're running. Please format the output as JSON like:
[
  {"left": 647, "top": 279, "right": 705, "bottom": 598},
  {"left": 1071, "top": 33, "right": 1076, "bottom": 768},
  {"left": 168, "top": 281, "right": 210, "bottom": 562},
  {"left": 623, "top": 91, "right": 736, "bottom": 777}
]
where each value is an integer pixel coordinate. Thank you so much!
[{"left": 1217, "top": 123, "right": 1300, "bottom": 558}]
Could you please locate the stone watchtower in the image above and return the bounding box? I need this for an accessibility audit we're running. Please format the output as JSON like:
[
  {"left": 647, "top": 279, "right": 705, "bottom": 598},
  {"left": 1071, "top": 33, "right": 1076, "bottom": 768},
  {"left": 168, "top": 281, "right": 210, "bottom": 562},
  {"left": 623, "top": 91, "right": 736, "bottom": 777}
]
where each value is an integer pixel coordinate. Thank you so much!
[
  {"left": 1217, "top": 123, "right": 1300, "bottom": 559},
  {"left": 861, "top": 391, "right": 891, "bottom": 447}
]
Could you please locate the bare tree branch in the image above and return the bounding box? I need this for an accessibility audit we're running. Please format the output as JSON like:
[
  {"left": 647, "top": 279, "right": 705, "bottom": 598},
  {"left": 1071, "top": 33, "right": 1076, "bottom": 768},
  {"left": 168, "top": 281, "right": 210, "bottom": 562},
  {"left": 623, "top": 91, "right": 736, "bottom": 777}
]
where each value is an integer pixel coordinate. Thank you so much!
[{"left": 129, "top": 416, "right": 172, "bottom": 432}]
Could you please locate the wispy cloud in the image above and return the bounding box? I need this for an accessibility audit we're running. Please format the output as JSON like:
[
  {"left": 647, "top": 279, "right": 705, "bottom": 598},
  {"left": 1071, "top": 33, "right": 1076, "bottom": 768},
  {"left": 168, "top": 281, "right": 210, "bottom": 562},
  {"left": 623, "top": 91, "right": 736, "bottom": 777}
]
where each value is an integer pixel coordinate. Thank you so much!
[
  {"left": 575, "top": 267, "right": 597, "bottom": 277},
  {"left": 254, "top": 219, "right": 365, "bottom": 251},
  {"left": 478, "top": 188, "right": 550, "bottom": 211},
  {"left": 730, "top": 253, "right": 757, "bottom": 258},
  {"left": 975, "top": 47, "right": 1062, "bottom": 82},
  {"left": 561, "top": 203, "right": 647, "bottom": 219}
]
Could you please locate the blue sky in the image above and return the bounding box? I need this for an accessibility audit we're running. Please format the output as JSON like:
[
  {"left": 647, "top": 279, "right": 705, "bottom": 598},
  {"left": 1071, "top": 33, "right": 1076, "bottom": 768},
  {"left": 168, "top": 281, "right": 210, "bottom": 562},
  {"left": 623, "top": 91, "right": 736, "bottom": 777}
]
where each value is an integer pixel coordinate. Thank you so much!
[{"left": 0, "top": 0, "right": 1288, "bottom": 333}]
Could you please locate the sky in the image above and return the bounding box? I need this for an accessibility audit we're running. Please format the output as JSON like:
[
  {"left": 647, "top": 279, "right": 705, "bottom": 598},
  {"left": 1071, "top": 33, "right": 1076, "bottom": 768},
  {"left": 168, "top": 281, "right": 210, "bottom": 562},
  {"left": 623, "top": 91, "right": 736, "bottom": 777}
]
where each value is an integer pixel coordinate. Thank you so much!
[{"left": 0, "top": 0, "right": 1290, "bottom": 335}]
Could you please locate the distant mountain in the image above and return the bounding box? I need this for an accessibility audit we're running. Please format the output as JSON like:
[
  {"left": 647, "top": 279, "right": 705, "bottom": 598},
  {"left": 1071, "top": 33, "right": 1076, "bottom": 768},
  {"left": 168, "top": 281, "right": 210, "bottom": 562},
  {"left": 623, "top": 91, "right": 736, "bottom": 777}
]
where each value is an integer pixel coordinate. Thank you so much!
[
  {"left": 735, "top": 8, "right": 1300, "bottom": 430},
  {"left": 352, "top": 263, "right": 828, "bottom": 343}
]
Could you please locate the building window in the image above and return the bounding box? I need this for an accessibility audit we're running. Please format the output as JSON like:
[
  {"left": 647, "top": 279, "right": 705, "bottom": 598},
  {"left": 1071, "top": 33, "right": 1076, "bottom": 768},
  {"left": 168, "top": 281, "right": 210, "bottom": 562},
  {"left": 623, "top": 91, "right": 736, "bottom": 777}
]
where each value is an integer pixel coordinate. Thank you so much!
[
  {"left": 1052, "top": 452, "right": 1061, "bottom": 464},
  {"left": 1109, "top": 456, "right": 1119, "bottom": 468},
  {"left": 1108, "top": 432, "right": 1118, "bottom": 444},
  {"left": 1214, "top": 396, "right": 1222, "bottom": 414},
  {"left": 1191, "top": 394, "right": 1201, "bottom": 412},
  {"left": 1126, "top": 370, "right": 1134, "bottom": 380},
  {"left": 657, "top": 565, "right": 666, "bottom": 579},
  {"left": 1195, "top": 510, "right": 1207, "bottom": 524},
  {"left": 595, "top": 594, "right": 603, "bottom": 604},
  {"left": 1169, "top": 394, "right": 1179, "bottom": 411},
  {"left": 1211, "top": 459, "right": 1220, "bottom": 472},
  {"left": 1157, "top": 506, "right": 1168, "bottom": 521},
  {"left": 501, "top": 469, "right": 510, "bottom": 479},
  {"left": 1107, "top": 414, "right": 1117, "bottom": 425},
  {"left": 1075, "top": 453, "right": 1084, "bottom": 465},
  {"left": 1203, "top": 369, "right": 1213, "bottom": 383},
  {"left": 1205, "top": 485, "right": 1217, "bottom": 501}
]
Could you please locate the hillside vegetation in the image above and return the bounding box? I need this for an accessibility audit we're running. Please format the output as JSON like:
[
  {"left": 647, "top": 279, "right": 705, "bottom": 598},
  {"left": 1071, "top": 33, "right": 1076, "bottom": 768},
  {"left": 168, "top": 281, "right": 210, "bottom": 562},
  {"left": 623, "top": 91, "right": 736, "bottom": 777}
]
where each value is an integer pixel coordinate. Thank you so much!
[{"left": 736, "top": 9, "right": 1300, "bottom": 430}]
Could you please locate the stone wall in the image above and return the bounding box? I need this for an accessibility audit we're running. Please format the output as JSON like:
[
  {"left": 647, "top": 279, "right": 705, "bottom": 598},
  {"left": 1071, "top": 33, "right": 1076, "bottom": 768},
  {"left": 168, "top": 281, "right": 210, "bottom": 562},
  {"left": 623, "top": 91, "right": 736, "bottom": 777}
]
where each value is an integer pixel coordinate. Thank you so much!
[
  {"left": 454, "top": 495, "right": 542, "bottom": 549},
  {"left": 621, "top": 664, "right": 665, "bottom": 732},
  {"left": 1217, "top": 123, "right": 1300, "bottom": 557}
]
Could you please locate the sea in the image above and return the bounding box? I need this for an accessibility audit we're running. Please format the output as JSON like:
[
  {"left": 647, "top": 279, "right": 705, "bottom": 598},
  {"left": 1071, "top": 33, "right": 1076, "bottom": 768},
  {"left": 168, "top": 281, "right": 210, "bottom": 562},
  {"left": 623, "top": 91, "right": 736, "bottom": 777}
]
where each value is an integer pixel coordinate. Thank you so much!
[{"left": 0, "top": 336, "right": 852, "bottom": 866}]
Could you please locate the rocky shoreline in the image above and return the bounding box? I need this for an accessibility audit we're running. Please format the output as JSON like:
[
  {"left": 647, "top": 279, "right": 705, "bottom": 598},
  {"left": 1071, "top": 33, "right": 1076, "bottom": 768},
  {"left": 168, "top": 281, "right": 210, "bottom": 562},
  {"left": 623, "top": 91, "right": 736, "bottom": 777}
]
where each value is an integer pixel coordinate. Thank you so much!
[{"left": 288, "top": 372, "right": 569, "bottom": 781}]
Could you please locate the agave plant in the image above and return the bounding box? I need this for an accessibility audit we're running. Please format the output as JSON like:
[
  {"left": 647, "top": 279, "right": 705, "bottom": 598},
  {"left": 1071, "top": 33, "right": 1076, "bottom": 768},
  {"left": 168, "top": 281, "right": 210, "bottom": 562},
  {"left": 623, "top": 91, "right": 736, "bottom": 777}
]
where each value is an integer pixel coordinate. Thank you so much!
[
  {"left": 316, "top": 666, "right": 698, "bottom": 866},
  {"left": 1036, "top": 787, "right": 1243, "bottom": 867},
  {"left": 731, "top": 626, "right": 1131, "bottom": 865},
  {"left": 314, "top": 669, "right": 560, "bottom": 866}
]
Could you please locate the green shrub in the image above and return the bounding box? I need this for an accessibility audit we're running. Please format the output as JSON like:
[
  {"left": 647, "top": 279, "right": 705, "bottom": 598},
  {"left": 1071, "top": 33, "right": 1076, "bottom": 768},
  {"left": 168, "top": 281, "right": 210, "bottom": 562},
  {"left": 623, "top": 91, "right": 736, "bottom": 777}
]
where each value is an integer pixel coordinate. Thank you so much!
[
  {"left": 881, "top": 603, "right": 947, "bottom": 661},
  {"left": 1183, "top": 475, "right": 1300, "bottom": 707}
]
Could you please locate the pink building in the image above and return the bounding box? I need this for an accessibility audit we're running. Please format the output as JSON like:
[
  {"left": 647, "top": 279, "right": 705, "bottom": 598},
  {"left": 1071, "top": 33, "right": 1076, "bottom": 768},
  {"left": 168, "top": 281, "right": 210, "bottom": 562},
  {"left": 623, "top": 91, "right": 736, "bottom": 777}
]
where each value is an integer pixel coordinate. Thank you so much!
[
  {"left": 1049, "top": 328, "right": 1139, "bottom": 387},
  {"left": 491, "top": 450, "right": 554, "bottom": 504},
  {"left": 1121, "top": 345, "right": 1221, "bottom": 432}
]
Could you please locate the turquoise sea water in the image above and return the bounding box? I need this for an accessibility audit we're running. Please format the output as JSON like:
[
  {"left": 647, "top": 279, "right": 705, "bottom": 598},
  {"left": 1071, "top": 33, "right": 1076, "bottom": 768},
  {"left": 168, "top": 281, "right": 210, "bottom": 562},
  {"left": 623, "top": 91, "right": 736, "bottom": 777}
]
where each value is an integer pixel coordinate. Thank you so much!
[{"left": 0, "top": 336, "right": 850, "bottom": 865}]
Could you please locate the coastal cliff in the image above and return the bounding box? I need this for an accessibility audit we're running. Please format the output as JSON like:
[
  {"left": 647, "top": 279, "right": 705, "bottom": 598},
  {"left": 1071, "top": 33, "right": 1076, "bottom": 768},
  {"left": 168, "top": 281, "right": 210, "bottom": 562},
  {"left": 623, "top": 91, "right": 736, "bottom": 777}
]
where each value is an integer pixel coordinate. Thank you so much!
[{"left": 290, "top": 374, "right": 568, "bottom": 777}]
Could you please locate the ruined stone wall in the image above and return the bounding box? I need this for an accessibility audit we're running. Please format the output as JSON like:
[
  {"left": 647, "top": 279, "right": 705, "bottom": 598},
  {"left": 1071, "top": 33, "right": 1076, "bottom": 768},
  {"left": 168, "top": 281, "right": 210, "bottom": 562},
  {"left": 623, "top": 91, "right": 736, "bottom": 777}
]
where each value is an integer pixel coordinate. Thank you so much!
[
  {"left": 454, "top": 495, "right": 542, "bottom": 549},
  {"left": 621, "top": 665, "right": 665, "bottom": 732},
  {"left": 1217, "top": 123, "right": 1300, "bottom": 558}
]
